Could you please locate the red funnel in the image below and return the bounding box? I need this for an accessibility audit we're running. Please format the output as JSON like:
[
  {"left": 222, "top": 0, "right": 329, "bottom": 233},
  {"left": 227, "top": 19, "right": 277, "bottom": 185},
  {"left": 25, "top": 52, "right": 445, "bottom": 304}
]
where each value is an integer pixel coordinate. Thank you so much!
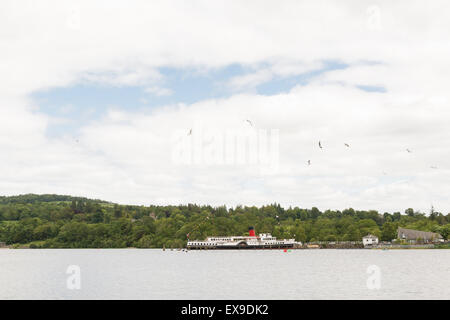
[{"left": 248, "top": 226, "right": 256, "bottom": 237}]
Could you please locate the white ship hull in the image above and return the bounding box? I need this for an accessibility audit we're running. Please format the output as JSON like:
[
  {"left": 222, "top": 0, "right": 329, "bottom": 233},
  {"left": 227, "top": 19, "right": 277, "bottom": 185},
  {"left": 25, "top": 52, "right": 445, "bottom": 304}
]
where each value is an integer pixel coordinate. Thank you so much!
[{"left": 187, "top": 232, "right": 300, "bottom": 250}]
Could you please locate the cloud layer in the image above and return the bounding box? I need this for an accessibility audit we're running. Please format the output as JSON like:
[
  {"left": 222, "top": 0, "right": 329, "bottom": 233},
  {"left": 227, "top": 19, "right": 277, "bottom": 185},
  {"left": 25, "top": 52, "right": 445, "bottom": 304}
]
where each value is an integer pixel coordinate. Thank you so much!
[{"left": 1, "top": 0, "right": 450, "bottom": 213}]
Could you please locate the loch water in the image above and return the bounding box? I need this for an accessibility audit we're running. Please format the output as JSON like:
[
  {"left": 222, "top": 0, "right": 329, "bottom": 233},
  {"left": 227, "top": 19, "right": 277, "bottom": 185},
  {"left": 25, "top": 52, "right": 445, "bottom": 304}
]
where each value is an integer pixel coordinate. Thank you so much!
[{"left": 0, "top": 249, "right": 449, "bottom": 299}]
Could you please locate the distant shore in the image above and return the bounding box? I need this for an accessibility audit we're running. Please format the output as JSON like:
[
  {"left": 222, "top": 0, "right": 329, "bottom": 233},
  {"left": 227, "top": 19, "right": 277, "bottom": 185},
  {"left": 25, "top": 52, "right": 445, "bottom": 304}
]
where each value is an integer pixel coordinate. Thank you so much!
[{"left": 2, "top": 244, "right": 449, "bottom": 250}]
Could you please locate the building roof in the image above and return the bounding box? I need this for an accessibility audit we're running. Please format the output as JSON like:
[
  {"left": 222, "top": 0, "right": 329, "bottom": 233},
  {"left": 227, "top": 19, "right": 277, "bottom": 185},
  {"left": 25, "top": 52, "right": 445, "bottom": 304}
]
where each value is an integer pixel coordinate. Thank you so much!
[
  {"left": 397, "top": 227, "right": 443, "bottom": 240},
  {"left": 363, "top": 234, "right": 378, "bottom": 239}
]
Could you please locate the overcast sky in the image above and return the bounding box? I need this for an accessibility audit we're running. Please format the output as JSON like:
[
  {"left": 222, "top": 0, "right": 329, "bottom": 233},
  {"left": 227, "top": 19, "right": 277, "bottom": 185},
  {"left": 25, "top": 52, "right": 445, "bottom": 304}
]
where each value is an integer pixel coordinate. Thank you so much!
[{"left": 1, "top": 0, "right": 449, "bottom": 213}]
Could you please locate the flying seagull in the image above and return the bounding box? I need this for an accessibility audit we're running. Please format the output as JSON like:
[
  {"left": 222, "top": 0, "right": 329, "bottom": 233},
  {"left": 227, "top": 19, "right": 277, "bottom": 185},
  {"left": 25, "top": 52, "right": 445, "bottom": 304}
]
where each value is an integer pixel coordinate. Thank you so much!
[
  {"left": 245, "top": 119, "right": 253, "bottom": 126},
  {"left": 344, "top": 143, "right": 350, "bottom": 148},
  {"left": 319, "top": 141, "right": 323, "bottom": 149},
  {"left": 188, "top": 129, "right": 192, "bottom": 135},
  {"left": 308, "top": 160, "right": 311, "bottom": 166},
  {"left": 406, "top": 149, "right": 412, "bottom": 153}
]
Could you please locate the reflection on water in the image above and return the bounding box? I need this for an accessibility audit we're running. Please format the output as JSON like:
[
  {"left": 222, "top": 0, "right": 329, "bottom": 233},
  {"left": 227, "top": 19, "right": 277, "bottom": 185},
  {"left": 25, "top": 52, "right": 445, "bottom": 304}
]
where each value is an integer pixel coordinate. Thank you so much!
[{"left": 0, "top": 249, "right": 449, "bottom": 299}]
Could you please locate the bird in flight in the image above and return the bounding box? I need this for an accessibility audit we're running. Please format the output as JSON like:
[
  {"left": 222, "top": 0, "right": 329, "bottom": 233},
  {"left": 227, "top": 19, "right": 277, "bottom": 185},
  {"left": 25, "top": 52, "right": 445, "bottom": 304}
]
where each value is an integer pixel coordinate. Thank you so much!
[
  {"left": 344, "top": 143, "right": 350, "bottom": 148},
  {"left": 188, "top": 129, "right": 192, "bottom": 135},
  {"left": 308, "top": 160, "right": 311, "bottom": 166},
  {"left": 406, "top": 149, "right": 412, "bottom": 153},
  {"left": 319, "top": 141, "right": 323, "bottom": 149},
  {"left": 245, "top": 119, "right": 253, "bottom": 126}
]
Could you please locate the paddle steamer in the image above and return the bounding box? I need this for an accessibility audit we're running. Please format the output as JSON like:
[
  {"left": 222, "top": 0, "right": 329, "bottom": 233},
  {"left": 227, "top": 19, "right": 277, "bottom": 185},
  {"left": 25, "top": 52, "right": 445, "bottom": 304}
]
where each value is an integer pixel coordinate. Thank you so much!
[{"left": 187, "top": 227, "right": 300, "bottom": 249}]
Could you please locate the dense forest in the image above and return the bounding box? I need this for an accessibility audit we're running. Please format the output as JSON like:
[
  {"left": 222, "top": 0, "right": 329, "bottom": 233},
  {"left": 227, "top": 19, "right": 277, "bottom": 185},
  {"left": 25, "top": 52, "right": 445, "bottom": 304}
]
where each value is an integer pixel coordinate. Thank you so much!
[{"left": 0, "top": 194, "right": 449, "bottom": 248}]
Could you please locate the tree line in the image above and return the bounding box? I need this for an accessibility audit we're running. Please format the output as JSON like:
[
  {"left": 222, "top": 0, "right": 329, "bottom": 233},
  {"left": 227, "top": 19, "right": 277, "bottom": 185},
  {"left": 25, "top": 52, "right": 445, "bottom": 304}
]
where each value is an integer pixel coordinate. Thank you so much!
[{"left": 0, "top": 194, "right": 448, "bottom": 248}]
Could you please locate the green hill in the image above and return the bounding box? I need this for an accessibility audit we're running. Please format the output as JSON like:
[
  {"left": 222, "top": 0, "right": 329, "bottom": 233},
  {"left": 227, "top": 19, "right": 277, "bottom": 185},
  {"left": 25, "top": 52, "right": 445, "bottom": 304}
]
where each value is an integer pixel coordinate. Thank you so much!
[
  {"left": 0, "top": 194, "right": 110, "bottom": 205},
  {"left": 0, "top": 194, "right": 448, "bottom": 248}
]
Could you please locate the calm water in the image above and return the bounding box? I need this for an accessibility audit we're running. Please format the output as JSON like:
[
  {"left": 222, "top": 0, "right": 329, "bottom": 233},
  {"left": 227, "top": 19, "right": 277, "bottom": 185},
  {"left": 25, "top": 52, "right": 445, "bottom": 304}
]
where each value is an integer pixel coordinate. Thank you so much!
[{"left": 0, "top": 249, "right": 449, "bottom": 299}]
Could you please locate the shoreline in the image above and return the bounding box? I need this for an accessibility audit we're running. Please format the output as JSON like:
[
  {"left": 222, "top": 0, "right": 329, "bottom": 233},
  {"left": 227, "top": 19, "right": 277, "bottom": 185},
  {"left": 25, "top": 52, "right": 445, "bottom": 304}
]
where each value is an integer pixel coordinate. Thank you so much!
[{"left": 2, "top": 246, "right": 449, "bottom": 250}]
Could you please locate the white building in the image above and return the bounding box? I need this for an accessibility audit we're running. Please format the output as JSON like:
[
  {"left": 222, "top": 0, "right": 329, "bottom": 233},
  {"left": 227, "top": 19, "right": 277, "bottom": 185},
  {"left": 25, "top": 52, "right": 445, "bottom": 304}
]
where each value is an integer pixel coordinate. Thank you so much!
[{"left": 362, "top": 234, "right": 379, "bottom": 246}]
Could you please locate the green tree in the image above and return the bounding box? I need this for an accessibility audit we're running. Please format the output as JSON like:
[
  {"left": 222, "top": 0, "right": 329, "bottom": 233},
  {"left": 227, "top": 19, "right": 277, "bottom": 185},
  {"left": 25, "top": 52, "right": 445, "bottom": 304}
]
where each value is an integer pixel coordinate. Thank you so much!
[{"left": 381, "top": 222, "right": 397, "bottom": 241}]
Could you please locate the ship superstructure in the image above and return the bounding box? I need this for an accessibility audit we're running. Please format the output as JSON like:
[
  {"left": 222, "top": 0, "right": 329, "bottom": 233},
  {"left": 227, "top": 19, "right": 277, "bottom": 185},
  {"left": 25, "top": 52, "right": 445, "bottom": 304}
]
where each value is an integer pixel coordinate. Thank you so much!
[{"left": 187, "top": 227, "right": 300, "bottom": 249}]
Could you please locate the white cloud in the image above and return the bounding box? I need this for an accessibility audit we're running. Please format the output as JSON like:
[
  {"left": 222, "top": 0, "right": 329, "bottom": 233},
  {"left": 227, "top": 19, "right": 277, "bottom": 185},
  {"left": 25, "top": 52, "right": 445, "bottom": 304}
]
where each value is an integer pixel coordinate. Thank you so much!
[
  {"left": 1, "top": 0, "right": 450, "bottom": 213},
  {"left": 227, "top": 60, "right": 323, "bottom": 91},
  {"left": 81, "top": 68, "right": 162, "bottom": 87},
  {"left": 144, "top": 86, "right": 173, "bottom": 96}
]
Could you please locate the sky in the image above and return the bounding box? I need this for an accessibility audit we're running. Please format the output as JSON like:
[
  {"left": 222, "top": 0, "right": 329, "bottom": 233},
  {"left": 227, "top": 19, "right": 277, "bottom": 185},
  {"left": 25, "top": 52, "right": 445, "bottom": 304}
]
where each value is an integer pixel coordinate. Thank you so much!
[{"left": 1, "top": 0, "right": 450, "bottom": 213}]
